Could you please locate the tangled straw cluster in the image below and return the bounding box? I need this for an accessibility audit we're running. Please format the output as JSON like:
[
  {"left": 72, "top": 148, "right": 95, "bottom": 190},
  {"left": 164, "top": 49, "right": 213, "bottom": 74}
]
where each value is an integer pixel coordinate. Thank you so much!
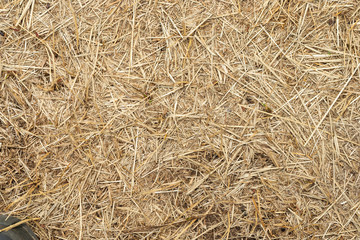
[{"left": 1, "top": 1, "right": 360, "bottom": 239}]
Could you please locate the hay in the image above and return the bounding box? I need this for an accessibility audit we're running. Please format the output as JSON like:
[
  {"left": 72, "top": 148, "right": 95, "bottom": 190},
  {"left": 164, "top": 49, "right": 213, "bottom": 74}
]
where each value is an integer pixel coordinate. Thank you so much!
[{"left": 1, "top": 0, "right": 360, "bottom": 239}]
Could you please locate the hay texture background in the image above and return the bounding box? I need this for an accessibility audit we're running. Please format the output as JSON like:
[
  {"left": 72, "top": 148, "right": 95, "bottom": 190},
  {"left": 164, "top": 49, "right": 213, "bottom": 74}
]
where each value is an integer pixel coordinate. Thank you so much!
[{"left": 1, "top": 0, "right": 360, "bottom": 239}]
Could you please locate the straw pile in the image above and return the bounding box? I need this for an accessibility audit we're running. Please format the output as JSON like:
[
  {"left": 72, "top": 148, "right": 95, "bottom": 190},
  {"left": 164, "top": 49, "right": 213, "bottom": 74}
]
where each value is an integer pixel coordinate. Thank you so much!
[{"left": 1, "top": 1, "right": 360, "bottom": 239}]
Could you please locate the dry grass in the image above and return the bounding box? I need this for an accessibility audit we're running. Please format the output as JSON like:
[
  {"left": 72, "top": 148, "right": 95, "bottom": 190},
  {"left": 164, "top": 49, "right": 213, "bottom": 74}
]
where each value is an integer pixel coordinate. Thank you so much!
[{"left": 1, "top": 0, "right": 360, "bottom": 239}]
